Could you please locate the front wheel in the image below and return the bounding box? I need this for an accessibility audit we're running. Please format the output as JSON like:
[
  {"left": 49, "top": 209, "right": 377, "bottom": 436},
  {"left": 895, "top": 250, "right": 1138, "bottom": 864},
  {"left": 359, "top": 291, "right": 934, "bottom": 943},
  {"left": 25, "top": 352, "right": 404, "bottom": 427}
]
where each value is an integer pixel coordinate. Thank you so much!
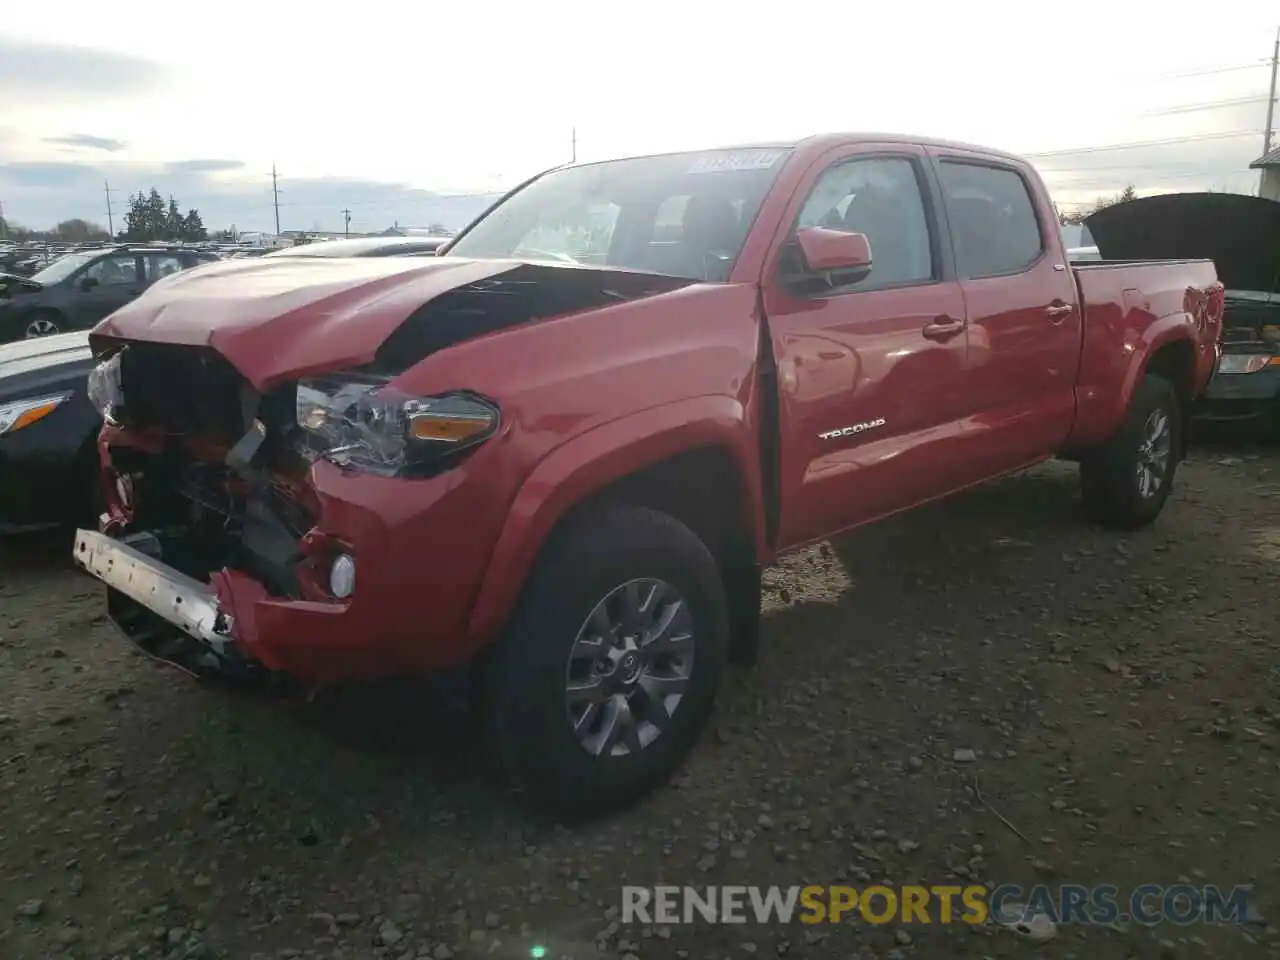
[
  {"left": 483, "top": 504, "right": 728, "bottom": 822},
  {"left": 23, "top": 311, "right": 64, "bottom": 338},
  {"left": 1080, "top": 374, "right": 1181, "bottom": 529}
]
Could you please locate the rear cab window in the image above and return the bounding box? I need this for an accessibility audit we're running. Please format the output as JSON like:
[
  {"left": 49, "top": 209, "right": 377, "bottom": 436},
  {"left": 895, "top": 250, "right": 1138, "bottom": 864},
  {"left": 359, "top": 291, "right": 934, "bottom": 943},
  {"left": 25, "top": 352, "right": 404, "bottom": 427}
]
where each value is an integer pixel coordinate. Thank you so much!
[{"left": 937, "top": 161, "right": 1044, "bottom": 279}]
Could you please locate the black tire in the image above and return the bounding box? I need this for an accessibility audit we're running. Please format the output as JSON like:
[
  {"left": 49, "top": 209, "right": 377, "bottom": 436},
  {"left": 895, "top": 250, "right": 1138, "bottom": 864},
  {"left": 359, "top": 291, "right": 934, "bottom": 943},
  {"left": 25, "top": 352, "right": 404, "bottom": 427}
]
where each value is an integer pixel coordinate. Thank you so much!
[
  {"left": 1080, "top": 374, "right": 1181, "bottom": 529},
  {"left": 482, "top": 504, "right": 728, "bottom": 822}
]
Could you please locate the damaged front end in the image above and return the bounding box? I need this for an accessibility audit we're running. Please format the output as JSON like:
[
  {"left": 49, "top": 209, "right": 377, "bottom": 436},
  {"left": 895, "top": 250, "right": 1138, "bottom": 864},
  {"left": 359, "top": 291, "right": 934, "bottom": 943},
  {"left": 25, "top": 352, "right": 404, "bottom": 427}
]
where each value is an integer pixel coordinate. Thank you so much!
[
  {"left": 79, "top": 342, "right": 326, "bottom": 686},
  {"left": 73, "top": 257, "right": 695, "bottom": 688},
  {"left": 77, "top": 337, "right": 503, "bottom": 687}
]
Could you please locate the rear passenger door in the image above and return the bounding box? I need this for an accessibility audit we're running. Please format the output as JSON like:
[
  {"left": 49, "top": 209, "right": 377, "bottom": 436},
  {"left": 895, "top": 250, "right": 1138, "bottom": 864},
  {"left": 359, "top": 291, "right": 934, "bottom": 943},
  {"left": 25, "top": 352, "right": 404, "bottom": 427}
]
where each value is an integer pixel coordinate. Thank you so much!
[
  {"left": 930, "top": 153, "right": 1081, "bottom": 473},
  {"left": 761, "top": 144, "right": 974, "bottom": 548}
]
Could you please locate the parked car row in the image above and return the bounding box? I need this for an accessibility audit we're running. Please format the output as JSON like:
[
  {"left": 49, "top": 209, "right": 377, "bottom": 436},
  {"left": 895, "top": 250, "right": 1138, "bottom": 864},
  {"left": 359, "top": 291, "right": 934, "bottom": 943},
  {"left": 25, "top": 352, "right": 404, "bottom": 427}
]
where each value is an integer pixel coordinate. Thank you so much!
[{"left": 55, "top": 131, "right": 1226, "bottom": 820}]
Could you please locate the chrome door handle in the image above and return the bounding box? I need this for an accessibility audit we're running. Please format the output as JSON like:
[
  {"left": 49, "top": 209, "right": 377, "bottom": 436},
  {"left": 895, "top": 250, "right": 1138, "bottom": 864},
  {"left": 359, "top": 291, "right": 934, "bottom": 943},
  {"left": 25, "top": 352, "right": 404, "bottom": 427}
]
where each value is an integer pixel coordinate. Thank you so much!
[
  {"left": 922, "top": 316, "right": 965, "bottom": 341},
  {"left": 1046, "top": 303, "right": 1074, "bottom": 320}
]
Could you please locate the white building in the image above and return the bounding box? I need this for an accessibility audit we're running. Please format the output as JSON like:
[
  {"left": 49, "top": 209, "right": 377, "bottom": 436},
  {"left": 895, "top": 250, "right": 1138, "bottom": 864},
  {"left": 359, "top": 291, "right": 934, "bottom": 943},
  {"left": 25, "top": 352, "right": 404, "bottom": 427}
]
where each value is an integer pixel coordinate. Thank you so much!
[{"left": 1250, "top": 146, "right": 1280, "bottom": 202}]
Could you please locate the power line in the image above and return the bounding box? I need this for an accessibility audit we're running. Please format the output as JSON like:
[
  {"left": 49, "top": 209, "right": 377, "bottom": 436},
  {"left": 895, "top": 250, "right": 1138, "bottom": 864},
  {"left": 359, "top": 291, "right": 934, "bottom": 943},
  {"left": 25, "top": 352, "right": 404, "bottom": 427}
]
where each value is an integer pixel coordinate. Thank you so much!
[
  {"left": 1023, "top": 129, "right": 1259, "bottom": 159},
  {"left": 1143, "top": 94, "right": 1272, "bottom": 116},
  {"left": 1047, "top": 167, "right": 1258, "bottom": 188},
  {"left": 1150, "top": 59, "right": 1274, "bottom": 80}
]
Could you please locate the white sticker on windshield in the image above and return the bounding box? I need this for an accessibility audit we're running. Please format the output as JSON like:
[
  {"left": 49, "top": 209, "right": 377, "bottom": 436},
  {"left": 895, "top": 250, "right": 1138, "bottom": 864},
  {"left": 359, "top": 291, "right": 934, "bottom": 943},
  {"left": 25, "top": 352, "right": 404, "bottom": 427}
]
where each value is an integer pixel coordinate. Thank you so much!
[{"left": 687, "top": 150, "right": 785, "bottom": 174}]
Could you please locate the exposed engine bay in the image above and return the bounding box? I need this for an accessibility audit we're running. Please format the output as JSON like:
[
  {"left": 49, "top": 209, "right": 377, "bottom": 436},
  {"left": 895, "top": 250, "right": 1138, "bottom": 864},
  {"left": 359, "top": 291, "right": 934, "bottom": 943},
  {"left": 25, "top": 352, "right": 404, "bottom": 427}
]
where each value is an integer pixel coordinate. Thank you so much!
[{"left": 101, "top": 341, "right": 319, "bottom": 601}]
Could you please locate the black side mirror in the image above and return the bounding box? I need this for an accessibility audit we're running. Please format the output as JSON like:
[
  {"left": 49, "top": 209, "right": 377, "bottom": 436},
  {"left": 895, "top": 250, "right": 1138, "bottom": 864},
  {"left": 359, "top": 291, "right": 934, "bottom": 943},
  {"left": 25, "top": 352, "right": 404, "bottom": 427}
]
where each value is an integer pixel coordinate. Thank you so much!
[{"left": 79, "top": 276, "right": 99, "bottom": 292}]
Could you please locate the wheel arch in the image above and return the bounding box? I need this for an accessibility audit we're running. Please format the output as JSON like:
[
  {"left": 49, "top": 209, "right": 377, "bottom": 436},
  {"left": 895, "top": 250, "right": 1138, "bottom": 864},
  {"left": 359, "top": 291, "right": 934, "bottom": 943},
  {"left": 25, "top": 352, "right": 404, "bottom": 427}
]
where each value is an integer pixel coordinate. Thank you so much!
[{"left": 466, "top": 397, "right": 767, "bottom": 654}]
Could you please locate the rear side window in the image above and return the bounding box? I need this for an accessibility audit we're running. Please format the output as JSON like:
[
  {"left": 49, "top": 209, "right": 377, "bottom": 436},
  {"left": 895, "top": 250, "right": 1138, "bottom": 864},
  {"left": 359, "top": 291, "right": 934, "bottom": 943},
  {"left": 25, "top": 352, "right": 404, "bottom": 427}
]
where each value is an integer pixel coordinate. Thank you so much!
[{"left": 938, "top": 161, "right": 1044, "bottom": 279}]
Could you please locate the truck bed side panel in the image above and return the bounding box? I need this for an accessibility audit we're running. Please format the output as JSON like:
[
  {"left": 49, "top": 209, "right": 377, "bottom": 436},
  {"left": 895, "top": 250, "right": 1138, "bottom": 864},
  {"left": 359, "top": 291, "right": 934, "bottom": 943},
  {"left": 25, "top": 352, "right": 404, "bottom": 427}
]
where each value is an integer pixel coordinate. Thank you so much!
[{"left": 1066, "top": 259, "right": 1222, "bottom": 448}]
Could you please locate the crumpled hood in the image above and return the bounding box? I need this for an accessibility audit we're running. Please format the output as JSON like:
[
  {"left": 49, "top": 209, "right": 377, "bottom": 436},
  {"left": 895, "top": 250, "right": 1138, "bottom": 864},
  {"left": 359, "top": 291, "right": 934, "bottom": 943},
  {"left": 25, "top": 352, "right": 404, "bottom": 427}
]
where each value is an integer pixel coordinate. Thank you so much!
[
  {"left": 90, "top": 255, "right": 669, "bottom": 391},
  {"left": 1084, "top": 192, "right": 1280, "bottom": 295}
]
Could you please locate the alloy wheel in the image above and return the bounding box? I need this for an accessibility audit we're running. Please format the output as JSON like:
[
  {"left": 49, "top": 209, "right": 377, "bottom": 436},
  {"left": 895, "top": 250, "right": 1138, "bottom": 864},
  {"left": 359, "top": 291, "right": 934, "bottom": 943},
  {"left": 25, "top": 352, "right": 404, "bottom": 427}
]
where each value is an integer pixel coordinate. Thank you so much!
[
  {"left": 564, "top": 578, "right": 696, "bottom": 757},
  {"left": 1135, "top": 408, "right": 1172, "bottom": 499}
]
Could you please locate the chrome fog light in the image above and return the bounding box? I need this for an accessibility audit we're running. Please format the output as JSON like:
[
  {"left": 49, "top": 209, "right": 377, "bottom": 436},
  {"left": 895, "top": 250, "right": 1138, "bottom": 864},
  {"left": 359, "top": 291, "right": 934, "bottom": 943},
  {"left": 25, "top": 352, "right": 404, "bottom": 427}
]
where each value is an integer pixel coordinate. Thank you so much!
[{"left": 329, "top": 553, "right": 356, "bottom": 599}]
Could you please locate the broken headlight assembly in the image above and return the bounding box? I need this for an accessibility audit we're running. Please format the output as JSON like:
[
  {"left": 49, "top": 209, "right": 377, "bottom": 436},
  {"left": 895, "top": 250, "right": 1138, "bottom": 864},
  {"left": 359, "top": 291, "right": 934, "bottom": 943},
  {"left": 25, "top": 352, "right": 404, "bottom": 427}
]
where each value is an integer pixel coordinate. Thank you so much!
[
  {"left": 86, "top": 350, "right": 124, "bottom": 420},
  {"left": 294, "top": 374, "right": 500, "bottom": 477}
]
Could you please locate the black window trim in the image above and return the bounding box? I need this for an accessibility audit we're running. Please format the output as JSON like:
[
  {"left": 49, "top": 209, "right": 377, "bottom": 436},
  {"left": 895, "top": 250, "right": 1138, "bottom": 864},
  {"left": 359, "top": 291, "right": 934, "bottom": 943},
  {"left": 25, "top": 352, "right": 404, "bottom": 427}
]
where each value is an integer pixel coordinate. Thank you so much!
[
  {"left": 932, "top": 156, "right": 1048, "bottom": 282},
  {"left": 780, "top": 150, "right": 947, "bottom": 298}
]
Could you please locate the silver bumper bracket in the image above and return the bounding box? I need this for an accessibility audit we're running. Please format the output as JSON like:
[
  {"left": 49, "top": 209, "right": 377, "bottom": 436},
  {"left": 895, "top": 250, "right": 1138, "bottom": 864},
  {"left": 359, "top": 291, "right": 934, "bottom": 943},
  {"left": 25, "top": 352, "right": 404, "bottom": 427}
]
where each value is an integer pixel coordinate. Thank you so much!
[{"left": 72, "top": 529, "right": 235, "bottom": 651}]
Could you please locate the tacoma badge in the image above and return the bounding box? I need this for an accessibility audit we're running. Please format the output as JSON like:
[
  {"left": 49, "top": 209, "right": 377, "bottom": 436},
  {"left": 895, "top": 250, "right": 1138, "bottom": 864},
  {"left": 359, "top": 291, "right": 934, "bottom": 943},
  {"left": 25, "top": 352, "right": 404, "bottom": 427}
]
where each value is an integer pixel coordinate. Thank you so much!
[{"left": 818, "top": 418, "right": 886, "bottom": 440}]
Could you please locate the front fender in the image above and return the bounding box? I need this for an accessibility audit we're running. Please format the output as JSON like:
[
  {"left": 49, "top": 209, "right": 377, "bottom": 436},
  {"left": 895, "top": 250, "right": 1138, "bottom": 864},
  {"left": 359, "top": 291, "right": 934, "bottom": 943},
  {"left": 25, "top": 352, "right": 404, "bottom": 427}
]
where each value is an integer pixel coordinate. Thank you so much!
[{"left": 465, "top": 395, "right": 765, "bottom": 647}]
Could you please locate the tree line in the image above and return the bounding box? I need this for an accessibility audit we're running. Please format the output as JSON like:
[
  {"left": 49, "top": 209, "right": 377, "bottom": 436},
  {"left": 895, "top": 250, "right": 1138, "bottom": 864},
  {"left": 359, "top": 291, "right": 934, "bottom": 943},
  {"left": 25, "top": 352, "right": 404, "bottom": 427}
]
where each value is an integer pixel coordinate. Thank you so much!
[
  {"left": 0, "top": 187, "right": 207, "bottom": 243},
  {"left": 1057, "top": 184, "right": 1137, "bottom": 226}
]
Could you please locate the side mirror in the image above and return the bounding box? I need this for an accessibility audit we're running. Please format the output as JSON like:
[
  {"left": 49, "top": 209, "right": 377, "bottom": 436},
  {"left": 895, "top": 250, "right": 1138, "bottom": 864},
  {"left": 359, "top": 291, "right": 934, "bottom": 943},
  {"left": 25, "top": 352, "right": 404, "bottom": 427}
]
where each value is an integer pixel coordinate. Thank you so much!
[
  {"left": 78, "top": 276, "right": 99, "bottom": 292},
  {"left": 794, "top": 226, "right": 873, "bottom": 282}
]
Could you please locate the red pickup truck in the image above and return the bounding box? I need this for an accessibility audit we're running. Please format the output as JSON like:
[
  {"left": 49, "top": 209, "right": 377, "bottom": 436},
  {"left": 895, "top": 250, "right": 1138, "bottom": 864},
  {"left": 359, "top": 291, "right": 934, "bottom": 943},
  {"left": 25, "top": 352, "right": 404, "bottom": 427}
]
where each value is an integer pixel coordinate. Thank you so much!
[{"left": 73, "top": 134, "right": 1223, "bottom": 820}]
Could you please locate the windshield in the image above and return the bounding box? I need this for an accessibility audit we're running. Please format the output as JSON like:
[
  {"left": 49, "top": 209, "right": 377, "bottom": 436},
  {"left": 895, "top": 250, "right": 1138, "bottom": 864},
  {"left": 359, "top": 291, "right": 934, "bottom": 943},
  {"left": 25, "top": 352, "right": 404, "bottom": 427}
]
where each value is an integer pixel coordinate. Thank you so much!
[
  {"left": 447, "top": 147, "right": 792, "bottom": 282},
  {"left": 30, "top": 252, "right": 95, "bottom": 285}
]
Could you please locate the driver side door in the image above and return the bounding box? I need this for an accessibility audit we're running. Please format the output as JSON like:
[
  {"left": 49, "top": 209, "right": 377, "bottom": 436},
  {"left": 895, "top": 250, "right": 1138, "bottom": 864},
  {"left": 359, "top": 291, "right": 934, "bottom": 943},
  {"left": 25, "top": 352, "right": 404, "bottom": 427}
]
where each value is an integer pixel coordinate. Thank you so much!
[
  {"left": 760, "top": 144, "right": 972, "bottom": 549},
  {"left": 70, "top": 254, "right": 144, "bottom": 328}
]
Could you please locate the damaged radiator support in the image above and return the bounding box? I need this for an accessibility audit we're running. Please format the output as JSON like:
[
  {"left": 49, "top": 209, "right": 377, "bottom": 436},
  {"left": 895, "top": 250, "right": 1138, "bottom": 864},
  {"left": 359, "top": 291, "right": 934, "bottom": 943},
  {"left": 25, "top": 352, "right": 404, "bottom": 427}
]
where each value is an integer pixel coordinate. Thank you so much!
[{"left": 104, "top": 344, "right": 317, "bottom": 658}]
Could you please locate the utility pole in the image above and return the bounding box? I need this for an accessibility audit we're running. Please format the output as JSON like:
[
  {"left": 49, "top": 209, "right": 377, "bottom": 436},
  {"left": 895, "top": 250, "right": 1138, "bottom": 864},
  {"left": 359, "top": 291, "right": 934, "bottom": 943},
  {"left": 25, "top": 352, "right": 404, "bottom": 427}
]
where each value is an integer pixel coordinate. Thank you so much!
[
  {"left": 271, "top": 163, "right": 281, "bottom": 236},
  {"left": 1264, "top": 28, "right": 1279, "bottom": 155},
  {"left": 104, "top": 181, "right": 117, "bottom": 237},
  {"left": 1260, "top": 29, "right": 1279, "bottom": 198},
  {"left": 571, "top": 126, "right": 577, "bottom": 164},
  {"left": 342, "top": 208, "right": 351, "bottom": 237}
]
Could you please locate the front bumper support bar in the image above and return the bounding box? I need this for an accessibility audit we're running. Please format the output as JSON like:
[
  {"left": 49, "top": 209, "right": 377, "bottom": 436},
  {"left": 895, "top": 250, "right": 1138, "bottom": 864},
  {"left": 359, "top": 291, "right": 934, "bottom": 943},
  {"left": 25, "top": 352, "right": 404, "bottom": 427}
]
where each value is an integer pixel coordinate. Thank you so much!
[{"left": 72, "top": 528, "right": 236, "bottom": 654}]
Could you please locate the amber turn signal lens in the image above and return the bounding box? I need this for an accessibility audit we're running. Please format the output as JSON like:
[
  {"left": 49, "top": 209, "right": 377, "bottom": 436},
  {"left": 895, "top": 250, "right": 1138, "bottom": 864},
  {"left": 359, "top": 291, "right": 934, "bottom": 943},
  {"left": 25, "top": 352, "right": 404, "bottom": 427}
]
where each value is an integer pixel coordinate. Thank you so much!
[
  {"left": 13, "top": 402, "right": 61, "bottom": 431},
  {"left": 408, "top": 414, "right": 494, "bottom": 443}
]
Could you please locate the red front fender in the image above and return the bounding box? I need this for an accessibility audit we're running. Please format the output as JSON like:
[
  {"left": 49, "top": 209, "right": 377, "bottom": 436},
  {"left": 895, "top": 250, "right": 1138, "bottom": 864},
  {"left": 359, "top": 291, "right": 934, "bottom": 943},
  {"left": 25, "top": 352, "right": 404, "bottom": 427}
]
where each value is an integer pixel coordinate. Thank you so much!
[{"left": 465, "top": 395, "right": 766, "bottom": 648}]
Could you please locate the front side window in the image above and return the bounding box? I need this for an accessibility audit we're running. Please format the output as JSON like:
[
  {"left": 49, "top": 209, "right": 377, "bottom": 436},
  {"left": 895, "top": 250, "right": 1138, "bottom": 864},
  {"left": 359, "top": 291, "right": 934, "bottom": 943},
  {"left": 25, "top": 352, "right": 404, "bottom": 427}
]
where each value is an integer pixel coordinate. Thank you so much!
[
  {"left": 446, "top": 146, "right": 792, "bottom": 282},
  {"left": 82, "top": 255, "right": 140, "bottom": 287},
  {"left": 30, "top": 253, "right": 94, "bottom": 286},
  {"left": 787, "top": 156, "right": 935, "bottom": 288},
  {"left": 938, "top": 161, "right": 1044, "bottom": 279}
]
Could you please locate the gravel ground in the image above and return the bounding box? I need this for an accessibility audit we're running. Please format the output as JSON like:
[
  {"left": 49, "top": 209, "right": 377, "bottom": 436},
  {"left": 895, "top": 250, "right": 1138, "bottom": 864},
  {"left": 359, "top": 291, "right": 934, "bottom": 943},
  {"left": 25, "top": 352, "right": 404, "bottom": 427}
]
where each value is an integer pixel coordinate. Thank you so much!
[{"left": 2, "top": 436, "right": 1279, "bottom": 960}]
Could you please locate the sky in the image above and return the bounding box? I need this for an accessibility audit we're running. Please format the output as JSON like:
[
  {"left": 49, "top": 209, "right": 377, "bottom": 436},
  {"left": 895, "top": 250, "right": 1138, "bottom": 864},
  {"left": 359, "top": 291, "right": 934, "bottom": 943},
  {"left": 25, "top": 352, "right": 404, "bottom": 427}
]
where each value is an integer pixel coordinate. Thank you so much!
[{"left": 1, "top": 1, "right": 1277, "bottom": 235}]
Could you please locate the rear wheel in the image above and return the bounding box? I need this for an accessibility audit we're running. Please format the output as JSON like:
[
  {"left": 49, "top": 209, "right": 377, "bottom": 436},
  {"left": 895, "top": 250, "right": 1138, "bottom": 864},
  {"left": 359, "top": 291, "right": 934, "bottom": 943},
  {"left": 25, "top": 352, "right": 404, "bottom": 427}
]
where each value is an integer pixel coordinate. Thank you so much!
[
  {"left": 1080, "top": 374, "right": 1180, "bottom": 529},
  {"left": 483, "top": 504, "right": 727, "bottom": 822}
]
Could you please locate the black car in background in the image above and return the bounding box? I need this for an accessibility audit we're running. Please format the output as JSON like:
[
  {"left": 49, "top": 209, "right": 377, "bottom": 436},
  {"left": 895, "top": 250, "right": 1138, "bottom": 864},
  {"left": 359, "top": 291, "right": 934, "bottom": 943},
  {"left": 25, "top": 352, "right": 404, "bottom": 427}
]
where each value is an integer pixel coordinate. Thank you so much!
[
  {"left": 0, "top": 236, "right": 446, "bottom": 534},
  {"left": 0, "top": 245, "right": 221, "bottom": 344},
  {"left": 0, "top": 333, "right": 99, "bottom": 533}
]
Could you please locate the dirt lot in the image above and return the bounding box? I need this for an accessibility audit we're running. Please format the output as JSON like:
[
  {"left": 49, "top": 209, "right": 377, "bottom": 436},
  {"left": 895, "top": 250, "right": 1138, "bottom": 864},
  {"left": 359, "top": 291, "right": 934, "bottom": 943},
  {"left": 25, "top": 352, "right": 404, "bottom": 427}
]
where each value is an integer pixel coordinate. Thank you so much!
[{"left": 2, "top": 437, "right": 1279, "bottom": 960}]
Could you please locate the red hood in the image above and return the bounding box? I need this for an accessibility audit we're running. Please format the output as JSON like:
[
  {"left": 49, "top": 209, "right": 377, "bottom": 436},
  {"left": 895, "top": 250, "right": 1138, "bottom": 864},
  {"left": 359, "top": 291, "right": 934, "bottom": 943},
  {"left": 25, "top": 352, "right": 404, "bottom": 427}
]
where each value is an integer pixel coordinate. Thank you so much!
[{"left": 90, "top": 256, "right": 529, "bottom": 390}]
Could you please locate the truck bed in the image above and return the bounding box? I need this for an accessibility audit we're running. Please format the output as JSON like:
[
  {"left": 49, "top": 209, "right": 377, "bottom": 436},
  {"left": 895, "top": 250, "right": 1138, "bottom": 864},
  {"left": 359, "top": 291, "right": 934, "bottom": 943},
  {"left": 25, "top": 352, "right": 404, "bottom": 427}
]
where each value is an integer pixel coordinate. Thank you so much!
[{"left": 1068, "top": 257, "right": 1223, "bottom": 447}]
